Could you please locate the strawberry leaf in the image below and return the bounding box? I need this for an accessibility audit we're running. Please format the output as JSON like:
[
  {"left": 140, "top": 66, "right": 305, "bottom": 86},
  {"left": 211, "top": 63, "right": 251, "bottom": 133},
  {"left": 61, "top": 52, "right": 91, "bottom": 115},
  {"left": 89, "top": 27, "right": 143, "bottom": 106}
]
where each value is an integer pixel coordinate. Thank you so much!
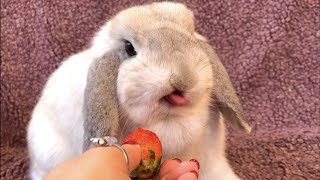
[{"left": 148, "top": 150, "right": 155, "bottom": 165}]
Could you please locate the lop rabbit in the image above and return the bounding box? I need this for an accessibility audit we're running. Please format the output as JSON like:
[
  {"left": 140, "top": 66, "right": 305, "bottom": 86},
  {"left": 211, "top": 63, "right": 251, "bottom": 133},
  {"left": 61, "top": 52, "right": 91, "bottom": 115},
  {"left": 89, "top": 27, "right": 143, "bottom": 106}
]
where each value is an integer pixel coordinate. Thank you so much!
[{"left": 27, "top": 2, "right": 251, "bottom": 180}]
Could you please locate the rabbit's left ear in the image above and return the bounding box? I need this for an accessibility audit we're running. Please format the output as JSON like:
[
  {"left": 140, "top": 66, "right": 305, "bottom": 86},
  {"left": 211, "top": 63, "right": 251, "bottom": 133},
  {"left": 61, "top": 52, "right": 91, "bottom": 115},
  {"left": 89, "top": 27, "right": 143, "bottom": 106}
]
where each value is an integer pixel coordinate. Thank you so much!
[{"left": 199, "top": 41, "right": 252, "bottom": 133}]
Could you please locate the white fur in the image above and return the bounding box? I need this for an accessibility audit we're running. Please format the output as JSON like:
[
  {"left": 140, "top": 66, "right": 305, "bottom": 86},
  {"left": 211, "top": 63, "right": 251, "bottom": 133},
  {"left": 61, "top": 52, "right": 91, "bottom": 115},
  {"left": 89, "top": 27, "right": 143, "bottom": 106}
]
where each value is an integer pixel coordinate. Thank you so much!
[
  {"left": 27, "top": 50, "right": 91, "bottom": 179},
  {"left": 27, "top": 2, "right": 241, "bottom": 180}
]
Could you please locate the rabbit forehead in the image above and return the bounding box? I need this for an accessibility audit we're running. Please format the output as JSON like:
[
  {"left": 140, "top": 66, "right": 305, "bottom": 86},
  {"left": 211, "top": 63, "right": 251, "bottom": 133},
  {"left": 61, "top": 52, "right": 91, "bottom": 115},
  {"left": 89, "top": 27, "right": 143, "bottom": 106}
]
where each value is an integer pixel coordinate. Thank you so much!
[
  {"left": 143, "top": 27, "right": 199, "bottom": 55},
  {"left": 110, "top": 2, "right": 195, "bottom": 39}
]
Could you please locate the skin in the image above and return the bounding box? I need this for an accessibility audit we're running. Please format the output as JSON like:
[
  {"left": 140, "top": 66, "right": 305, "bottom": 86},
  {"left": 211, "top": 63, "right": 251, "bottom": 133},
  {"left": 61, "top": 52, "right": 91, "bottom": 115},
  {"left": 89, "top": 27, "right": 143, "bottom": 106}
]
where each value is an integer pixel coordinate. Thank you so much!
[{"left": 46, "top": 144, "right": 198, "bottom": 180}]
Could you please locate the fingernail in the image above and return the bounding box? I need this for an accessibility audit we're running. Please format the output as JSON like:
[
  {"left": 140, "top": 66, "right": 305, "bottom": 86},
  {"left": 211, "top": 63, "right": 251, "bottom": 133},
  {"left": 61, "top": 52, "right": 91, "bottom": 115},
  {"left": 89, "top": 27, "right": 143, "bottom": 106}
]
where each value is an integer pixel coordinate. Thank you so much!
[
  {"left": 172, "top": 158, "right": 182, "bottom": 163},
  {"left": 189, "top": 159, "right": 200, "bottom": 169},
  {"left": 190, "top": 170, "right": 199, "bottom": 178}
]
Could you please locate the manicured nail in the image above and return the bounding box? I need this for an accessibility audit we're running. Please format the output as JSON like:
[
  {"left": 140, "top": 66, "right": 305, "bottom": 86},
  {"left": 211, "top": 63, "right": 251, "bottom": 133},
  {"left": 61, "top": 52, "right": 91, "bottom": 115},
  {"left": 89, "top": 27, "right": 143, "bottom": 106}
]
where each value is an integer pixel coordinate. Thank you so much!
[
  {"left": 172, "top": 158, "right": 182, "bottom": 163},
  {"left": 189, "top": 159, "right": 200, "bottom": 169},
  {"left": 190, "top": 170, "right": 199, "bottom": 178}
]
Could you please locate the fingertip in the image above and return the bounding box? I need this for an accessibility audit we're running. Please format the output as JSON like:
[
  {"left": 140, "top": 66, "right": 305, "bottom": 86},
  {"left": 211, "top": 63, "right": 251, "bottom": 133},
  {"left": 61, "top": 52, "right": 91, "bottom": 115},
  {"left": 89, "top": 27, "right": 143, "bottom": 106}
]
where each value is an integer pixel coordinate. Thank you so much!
[
  {"left": 121, "top": 144, "right": 141, "bottom": 172},
  {"left": 189, "top": 170, "right": 199, "bottom": 178},
  {"left": 189, "top": 159, "right": 200, "bottom": 170},
  {"left": 156, "top": 159, "right": 182, "bottom": 178},
  {"left": 172, "top": 158, "right": 182, "bottom": 163},
  {"left": 177, "top": 171, "right": 199, "bottom": 180},
  {"left": 157, "top": 161, "right": 199, "bottom": 180}
]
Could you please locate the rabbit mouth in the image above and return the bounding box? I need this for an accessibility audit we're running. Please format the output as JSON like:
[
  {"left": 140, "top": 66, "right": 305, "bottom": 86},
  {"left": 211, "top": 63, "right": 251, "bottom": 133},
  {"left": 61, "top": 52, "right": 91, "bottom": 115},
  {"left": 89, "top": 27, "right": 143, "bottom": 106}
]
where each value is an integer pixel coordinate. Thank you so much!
[{"left": 162, "top": 90, "right": 187, "bottom": 107}]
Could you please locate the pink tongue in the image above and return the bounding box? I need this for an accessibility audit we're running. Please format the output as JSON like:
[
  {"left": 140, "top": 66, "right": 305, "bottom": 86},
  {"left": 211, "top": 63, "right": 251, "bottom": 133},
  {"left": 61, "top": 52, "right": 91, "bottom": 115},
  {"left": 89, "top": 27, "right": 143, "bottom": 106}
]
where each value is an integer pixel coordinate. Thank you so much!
[{"left": 165, "top": 93, "right": 187, "bottom": 106}]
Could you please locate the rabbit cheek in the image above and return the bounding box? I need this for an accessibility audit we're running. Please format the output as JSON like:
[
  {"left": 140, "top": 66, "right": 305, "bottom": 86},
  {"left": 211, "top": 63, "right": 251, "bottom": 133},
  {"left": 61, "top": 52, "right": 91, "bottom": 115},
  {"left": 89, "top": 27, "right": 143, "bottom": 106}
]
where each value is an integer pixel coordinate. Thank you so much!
[{"left": 117, "top": 59, "right": 170, "bottom": 125}]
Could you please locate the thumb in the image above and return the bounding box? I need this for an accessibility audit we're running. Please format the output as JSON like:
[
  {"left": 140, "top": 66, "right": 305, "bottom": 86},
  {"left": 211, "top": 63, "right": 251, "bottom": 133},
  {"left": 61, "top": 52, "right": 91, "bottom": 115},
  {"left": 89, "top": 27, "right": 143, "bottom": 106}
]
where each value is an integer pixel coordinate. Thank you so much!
[{"left": 121, "top": 144, "right": 142, "bottom": 173}]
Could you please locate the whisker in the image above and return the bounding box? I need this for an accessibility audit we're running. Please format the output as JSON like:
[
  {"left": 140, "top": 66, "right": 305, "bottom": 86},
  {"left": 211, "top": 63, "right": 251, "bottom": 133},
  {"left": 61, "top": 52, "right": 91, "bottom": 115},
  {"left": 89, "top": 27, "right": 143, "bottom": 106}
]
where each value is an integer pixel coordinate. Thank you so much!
[
  {"left": 197, "top": 61, "right": 211, "bottom": 72},
  {"left": 195, "top": 55, "right": 209, "bottom": 66},
  {"left": 135, "top": 58, "right": 149, "bottom": 68},
  {"left": 117, "top": 97, "right": 136, "bottom": 141},
  {"left": 119, "top": 116, "right": 129, "bottom": 141}
]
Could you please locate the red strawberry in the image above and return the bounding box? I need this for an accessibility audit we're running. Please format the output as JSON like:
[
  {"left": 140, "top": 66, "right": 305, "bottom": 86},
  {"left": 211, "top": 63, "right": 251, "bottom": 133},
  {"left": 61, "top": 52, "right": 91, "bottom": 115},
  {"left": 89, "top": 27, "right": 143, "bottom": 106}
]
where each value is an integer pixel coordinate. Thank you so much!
[{"left": 123, "top": 128, "right": 162, "bottom": 179}]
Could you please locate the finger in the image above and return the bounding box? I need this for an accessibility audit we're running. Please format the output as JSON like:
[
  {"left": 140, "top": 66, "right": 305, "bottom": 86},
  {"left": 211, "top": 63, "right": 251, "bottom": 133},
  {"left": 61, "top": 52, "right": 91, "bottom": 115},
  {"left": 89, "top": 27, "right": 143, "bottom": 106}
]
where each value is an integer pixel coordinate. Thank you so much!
[
  {"left": 121, "top": 144, "right": 142, "bottom": 172},
  {"left": 83, "top": 144, "right": 141, "bottom": 174},
  {"left": 160, "top": 161, "right": 198, "bottom": 180},
  {"left": 177, "top": 171, "right": 198, "bottom": 180},
  {"left": 156, "top": 159, "right": 182, "bottom": 178},
  {"left": 46, "top": 145, "right": 141, "bottom": 180}
]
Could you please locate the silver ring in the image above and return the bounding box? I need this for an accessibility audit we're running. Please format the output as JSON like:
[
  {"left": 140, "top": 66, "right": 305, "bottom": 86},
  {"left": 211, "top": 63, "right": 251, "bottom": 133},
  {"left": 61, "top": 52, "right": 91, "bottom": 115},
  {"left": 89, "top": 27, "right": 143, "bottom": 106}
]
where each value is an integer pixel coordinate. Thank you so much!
[
  {"left": 111, "top": 144, "right": 130, "bottom": 170},
  {"left": 90, "top": 136, "right": 118, "bottom": 146},
  {"left": 90, "top": 137, "right": 129, "bottom": 170}
]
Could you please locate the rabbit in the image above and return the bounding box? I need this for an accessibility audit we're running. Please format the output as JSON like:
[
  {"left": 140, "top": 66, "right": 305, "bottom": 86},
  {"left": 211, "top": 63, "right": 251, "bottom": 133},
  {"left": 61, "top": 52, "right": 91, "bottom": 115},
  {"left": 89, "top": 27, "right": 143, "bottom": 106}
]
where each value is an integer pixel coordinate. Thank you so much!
[{"left": 27, "top": 2, "right": 251, "bottom": 180}]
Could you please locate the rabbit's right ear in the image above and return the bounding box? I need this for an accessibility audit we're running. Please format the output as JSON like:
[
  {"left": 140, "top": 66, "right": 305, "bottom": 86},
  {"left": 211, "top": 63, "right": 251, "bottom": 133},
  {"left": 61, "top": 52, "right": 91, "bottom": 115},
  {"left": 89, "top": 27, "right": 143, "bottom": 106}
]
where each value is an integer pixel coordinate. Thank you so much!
[
  {"left": 199, "top": 41, "right": 252, "bottom": 133},
  {"left": 83, "top": 51, "right": 121, "bottom": 150}
]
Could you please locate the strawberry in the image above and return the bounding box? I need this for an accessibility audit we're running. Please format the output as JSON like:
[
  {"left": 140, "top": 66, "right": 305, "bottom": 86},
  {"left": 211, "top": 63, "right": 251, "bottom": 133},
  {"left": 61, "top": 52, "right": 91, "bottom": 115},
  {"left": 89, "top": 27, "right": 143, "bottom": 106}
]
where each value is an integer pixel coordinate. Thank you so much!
[{"left": 123, "top": 128, "right": 162, "bottom": 179}]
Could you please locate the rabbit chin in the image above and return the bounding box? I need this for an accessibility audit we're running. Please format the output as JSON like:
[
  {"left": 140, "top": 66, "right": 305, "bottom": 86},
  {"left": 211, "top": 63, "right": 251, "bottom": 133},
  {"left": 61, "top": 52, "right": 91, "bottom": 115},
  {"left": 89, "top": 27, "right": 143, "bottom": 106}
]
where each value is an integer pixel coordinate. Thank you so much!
[{"left": 120, "top": 90, "right": 211, "bottom": 156}]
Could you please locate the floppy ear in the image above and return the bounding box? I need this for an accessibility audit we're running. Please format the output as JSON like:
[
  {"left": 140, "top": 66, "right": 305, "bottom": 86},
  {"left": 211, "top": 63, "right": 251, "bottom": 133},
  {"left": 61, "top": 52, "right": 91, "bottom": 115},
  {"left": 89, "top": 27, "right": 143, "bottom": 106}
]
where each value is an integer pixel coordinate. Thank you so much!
[
  {"left": 83, "top": 51, "right": 121, "bottom": 150},
  {"left": 199, "top": 41, "right": 252, "bottom": 133}
]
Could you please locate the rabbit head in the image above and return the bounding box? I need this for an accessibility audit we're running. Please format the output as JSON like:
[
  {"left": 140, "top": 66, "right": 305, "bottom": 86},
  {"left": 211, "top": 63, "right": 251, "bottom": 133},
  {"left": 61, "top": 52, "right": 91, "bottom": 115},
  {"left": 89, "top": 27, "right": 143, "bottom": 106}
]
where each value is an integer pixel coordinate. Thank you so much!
[{"left": 85, "top": 2, "right": 251, "bottom": 156}]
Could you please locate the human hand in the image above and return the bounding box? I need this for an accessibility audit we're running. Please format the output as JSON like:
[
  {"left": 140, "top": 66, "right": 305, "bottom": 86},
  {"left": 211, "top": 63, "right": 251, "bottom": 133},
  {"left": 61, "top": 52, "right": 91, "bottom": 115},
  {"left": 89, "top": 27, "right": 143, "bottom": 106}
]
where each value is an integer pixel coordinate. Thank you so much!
[
  {"left": 154, "top": 158, "right": 199, "bottom": 180},
  {"left": 46, "top": 145, "right": 199, "bottom": 180},
  {"left": 46, "top": 144, "right": 141, "bottom": 180}
]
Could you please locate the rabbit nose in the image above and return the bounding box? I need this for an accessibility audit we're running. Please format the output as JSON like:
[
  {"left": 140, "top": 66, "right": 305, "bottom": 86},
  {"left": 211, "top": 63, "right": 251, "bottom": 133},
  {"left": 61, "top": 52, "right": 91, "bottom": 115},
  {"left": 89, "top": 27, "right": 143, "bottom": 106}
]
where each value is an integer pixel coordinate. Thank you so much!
[
  {"left": 169, "top": 70, "right": 196, "bottom": 89},
  {"left": 169, "top": 60, "right": 197, "bottom": 92},
  {"left": 164, "top": 90, "right": 187, "bottom": 106}
]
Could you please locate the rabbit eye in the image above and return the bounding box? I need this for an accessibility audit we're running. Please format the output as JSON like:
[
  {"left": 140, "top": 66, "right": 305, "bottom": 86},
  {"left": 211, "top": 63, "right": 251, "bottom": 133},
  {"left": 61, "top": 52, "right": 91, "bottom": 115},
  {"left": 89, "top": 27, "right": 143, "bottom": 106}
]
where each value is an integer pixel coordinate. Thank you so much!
[{"left": 125, "top": 40, "right": 137, "bottom": 57}]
